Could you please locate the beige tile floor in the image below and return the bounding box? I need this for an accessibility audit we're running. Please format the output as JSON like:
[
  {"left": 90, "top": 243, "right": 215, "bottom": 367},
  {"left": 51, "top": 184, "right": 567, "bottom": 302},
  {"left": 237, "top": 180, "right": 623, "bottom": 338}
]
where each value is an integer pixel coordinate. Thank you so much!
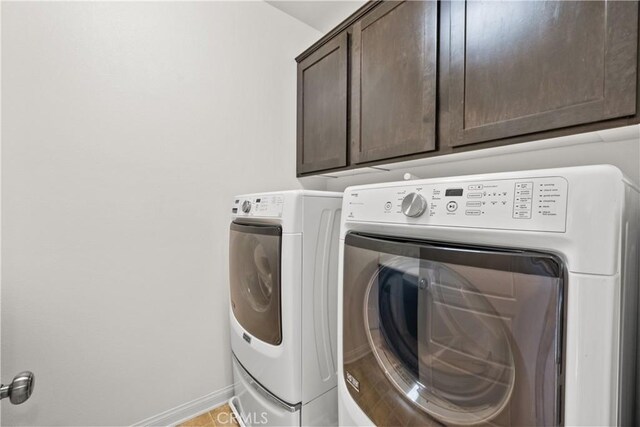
[{"left": 179, "top": 404, "right": 239, "bottom": 427}]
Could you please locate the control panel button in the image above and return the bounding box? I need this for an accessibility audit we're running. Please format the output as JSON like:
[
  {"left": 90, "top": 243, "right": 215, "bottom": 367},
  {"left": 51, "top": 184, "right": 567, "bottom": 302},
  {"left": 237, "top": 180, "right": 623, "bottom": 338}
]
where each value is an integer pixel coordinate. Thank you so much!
[
  {"left": 465, "top": 210, "right": 481, "bottom": 216},
  {"left": 401, "top": 193, "right": 427, "bottom": 218},
  {"left": 446, "top": 201, "right": 458, "bottom": 212},
  {"left": 468, "top": 184, "right": 483, "bottom": 190},
  {"left": 468, "top": 192, "right": 482, "bottom": 198},
  {"left": 514, "top": 210, "right": 532, "bottom": 219},
  {"left": 384, "top": 201, "right": 393, "bottom": 210},
  {"left": 466, "top": 201, "right": 481, "bottom": 207},
  {"left": 241, "top": 200, "right": 252, "bottom": 213}
]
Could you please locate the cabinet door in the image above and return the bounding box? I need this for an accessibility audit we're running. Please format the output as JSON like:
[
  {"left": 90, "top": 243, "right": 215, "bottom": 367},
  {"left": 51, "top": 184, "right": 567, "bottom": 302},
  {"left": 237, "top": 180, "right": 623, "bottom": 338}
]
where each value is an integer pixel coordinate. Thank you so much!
[
  {"left": 297, "top": 33, "right": 348, "bottom": 175},
  {"left": 445, "top": 0, "right": 638, "bottom": 147},
  {"left": 350, "top": 1, "right": 438, "bottom": 165}
]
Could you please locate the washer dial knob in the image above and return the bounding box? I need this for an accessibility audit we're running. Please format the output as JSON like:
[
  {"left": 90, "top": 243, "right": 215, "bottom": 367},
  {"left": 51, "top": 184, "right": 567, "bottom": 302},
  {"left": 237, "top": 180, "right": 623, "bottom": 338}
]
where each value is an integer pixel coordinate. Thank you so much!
[
  {"left": 401, "top": 193, "right": 427, "bottom": 218},
  {"left": 241, "top": 200, "right": 252, "bottom": 213}
]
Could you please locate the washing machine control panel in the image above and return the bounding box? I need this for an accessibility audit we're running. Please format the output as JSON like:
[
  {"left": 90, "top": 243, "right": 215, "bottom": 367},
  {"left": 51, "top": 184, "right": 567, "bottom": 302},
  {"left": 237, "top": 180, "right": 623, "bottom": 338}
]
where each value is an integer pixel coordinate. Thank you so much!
[
  {"left": 346, "top": 176, "right": 568, "bottom": 232},
  {"left": 232, "top": 194, "right": 284, "bottom": 218}
]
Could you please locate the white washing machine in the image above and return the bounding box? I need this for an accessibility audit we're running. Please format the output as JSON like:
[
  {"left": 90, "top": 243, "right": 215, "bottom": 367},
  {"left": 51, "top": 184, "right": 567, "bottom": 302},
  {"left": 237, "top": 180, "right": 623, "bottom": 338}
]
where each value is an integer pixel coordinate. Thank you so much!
[
  {"left": 337, "top": 165, "right": 639, "bottom": 426},
  {"left": 227, "top": 190, "right": 342, "bottom": 426}
]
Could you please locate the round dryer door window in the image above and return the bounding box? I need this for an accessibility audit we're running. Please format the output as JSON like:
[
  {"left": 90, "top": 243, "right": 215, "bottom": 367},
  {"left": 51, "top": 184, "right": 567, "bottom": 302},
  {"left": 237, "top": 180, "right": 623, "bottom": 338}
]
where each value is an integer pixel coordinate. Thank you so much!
[
  {"left": 365, "top": 258, "right": 515, "bottom": 425},
  {"left": 342, "top": 233, "right": 564, "bottom": 426}
]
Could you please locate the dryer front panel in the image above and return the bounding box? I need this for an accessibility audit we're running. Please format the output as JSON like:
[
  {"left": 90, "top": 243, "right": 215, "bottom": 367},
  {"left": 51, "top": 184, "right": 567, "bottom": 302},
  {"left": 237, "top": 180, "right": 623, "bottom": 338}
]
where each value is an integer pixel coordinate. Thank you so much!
[
  {"left": 230, "top": 221, "right": 282, "bottom": 346},
  {"left": 342, "top": 232, "right": 564, "bottom": 426}
]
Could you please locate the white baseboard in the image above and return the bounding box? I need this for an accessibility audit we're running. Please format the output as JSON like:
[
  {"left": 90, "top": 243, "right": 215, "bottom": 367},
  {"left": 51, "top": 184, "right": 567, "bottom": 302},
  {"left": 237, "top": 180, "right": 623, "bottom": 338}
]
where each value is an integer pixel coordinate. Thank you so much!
[{"left": 132, "top": 384, "right": 235, "bottom": 427}]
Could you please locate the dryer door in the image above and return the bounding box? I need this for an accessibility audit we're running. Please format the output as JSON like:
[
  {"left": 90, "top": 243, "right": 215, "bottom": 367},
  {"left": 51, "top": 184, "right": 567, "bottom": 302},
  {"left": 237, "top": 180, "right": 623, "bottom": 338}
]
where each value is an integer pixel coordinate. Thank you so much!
[
  {"left": 342, "top": 232, "right": 564, "bottom": 426},
  {"left": 229, "top": 222, "right": 282, "bottom": 346}
]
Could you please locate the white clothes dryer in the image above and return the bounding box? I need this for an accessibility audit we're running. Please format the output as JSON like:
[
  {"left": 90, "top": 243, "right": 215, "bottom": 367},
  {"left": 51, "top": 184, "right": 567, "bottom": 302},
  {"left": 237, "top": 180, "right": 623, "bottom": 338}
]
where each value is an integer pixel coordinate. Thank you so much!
[
  {"left": 227, "top": 190, "right": 342, "bottom": 426},
  {"left": 337, "top": 165, "right": 639, "bottom": 426}
]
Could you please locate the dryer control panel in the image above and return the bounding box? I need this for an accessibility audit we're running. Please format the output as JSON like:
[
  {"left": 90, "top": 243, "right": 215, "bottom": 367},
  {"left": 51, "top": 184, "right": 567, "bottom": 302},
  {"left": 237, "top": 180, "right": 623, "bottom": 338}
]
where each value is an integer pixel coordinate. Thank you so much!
[
  {"left": 232, "top": 194, "right": 284, "bottom": 218},
  {"left": 345, "top": 176, "right": 568, "bottom": 232}
]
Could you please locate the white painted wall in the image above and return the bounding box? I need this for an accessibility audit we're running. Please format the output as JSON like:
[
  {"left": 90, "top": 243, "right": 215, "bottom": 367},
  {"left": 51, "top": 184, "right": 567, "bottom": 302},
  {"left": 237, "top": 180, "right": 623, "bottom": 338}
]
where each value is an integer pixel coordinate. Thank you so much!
[
  {"left": 1, "top": 2, "right": 320, "bottom": 425},
  {"left": 265, "top": 0, "right": 367, "bottom": 32}
]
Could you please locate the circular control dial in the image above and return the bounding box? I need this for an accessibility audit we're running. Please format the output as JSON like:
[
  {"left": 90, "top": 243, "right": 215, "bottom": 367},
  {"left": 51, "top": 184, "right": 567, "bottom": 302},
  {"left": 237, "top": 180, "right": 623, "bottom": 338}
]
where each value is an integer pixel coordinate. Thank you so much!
[
  {"left": 241, "top": 200, "right": 252, "bottom": 213},
  {"left": 401, "top": 192, "right": 427, "bottom": 218}
]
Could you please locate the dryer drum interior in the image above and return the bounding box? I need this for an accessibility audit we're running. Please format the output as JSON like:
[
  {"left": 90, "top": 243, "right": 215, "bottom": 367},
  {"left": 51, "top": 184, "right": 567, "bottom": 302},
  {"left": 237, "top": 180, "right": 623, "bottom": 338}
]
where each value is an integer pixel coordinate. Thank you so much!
[{"left": 342, "top": 232, "right": 564, "bottom": 426}]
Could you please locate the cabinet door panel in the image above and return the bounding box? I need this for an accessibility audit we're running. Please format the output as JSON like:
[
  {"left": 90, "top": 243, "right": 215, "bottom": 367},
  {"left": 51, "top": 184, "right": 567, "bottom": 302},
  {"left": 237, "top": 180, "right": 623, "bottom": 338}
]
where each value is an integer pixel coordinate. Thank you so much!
[
  {"left": 446, "top": 0, "right": 638, "bottom": 147},
  {"left": 351, "top": 1, "right": 437, "bottom": 164},
  {"left": 297, "top": 33, "right": 348, "bottom": 175}
]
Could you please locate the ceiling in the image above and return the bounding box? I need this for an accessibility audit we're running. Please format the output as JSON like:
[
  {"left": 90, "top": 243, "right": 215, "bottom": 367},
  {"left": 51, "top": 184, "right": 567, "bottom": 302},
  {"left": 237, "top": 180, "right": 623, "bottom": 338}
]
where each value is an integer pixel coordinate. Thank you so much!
[{"left": 266, "top": 1, "right": 367, "bottom": 33}]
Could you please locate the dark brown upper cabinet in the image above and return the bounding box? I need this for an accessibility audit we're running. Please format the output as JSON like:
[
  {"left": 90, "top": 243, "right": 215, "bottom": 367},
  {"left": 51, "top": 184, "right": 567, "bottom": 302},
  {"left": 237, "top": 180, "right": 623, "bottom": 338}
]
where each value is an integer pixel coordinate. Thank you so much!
[
  {"left": 296, "top": 32, "right": 349, "bottom": 175},
  {"left": 442, "top": 0, "right": 639, "bottom": 147},
  {"left": 296, "top": 0, "right": 640, "bottom": 176},
  {"left": 350, "top": 0, "right": 438, "bottom": 164}
]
